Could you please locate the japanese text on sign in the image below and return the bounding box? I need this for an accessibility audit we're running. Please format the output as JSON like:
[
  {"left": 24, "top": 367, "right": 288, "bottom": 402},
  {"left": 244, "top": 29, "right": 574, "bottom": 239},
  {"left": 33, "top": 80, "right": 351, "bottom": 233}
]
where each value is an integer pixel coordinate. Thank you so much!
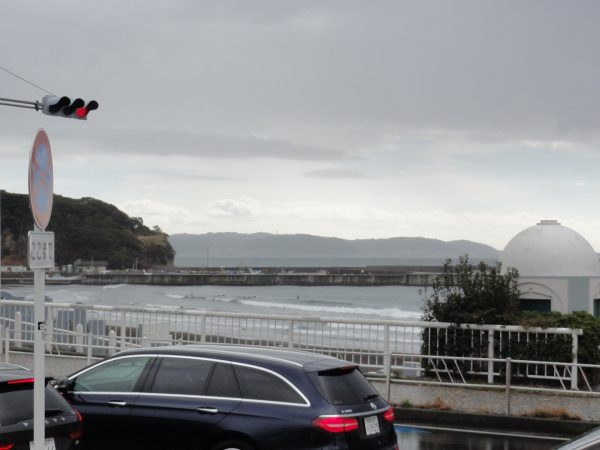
[{"left": 28, "top": 231, "right": 55, "bottom": 269}]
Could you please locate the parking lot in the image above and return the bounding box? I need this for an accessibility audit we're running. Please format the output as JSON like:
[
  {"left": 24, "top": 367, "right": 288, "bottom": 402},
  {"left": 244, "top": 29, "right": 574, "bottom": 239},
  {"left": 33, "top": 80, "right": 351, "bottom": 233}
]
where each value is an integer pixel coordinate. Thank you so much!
[{"left": 395, "top": 424, "right": 568, "bottom": 450}]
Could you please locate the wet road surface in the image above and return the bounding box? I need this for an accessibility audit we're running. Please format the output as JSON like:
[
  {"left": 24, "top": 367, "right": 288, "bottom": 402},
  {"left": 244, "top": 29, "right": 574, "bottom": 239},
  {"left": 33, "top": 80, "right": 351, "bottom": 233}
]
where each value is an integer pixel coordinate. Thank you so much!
[{"left": 395, "top": 424, "right": 568, "bottom": 450}]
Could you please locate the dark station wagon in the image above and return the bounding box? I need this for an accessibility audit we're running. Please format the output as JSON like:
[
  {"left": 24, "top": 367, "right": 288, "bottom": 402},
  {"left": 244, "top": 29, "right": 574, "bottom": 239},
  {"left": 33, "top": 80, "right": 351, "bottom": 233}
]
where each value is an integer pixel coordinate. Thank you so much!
[
  {"left": 0, "top": 363, "right": 82, "bottom": 450},
  {"left": 56, "top": 345, "right": 398, "bottom": 450}
]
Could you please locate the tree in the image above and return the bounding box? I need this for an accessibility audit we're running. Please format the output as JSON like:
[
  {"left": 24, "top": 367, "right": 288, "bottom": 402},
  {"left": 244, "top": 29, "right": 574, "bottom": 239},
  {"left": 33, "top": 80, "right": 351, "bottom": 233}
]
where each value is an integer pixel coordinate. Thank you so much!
[{"left": 422, "top": 255, "right": 521, "bottom": 325}]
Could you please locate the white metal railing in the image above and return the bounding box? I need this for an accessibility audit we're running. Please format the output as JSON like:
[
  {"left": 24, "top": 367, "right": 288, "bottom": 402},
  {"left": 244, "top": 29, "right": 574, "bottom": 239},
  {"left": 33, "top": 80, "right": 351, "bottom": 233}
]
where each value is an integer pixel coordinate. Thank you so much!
[{"left": 0, "top": 299, "right": 590, "bottom": 394}]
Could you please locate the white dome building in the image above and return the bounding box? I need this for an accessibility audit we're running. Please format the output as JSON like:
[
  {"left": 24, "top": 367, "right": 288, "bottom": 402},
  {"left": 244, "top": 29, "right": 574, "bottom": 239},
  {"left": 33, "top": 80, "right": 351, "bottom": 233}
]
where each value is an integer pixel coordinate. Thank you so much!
[{"left": 500, "top": 220, "right": 600, "bottom": 314}]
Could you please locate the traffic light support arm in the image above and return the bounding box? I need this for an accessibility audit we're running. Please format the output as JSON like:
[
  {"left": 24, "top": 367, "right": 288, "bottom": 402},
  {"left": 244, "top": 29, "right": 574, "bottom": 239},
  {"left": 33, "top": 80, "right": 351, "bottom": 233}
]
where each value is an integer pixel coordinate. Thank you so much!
[{"left": 0, "top": 97, "right": 40, "bottom": 110}]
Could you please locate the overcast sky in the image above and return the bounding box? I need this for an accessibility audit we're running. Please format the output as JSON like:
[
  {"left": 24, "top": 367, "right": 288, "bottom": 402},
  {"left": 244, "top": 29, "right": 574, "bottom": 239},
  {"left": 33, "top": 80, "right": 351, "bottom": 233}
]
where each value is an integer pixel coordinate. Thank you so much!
[{"left": 2, "top": 1, "right": 600, "bottom": 251}]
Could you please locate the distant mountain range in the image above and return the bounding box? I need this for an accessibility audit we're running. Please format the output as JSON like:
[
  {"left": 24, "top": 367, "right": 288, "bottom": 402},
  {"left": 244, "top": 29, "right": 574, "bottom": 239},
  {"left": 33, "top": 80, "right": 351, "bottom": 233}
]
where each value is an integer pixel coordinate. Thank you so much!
[{"left": 168, "top": 232, "right": 500, "bottom": 267}]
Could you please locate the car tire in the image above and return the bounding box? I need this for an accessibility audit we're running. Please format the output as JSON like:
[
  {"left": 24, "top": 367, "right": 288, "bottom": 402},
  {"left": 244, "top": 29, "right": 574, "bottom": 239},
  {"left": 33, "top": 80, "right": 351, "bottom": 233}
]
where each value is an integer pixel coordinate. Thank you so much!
[{"left": 210, "top": 439, "right": 255, "bottom": 450}]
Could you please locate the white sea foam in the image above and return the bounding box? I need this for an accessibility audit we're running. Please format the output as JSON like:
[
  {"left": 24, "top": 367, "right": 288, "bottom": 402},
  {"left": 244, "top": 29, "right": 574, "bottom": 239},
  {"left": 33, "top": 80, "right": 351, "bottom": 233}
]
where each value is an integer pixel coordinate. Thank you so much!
[
  {"left": 102, "top": 284, "right": 127, "bottom": 289},
  {"left": 238, "top": 299, "right": 421, "bottom": 319},
  {"left": 208, "top": 296, "right": 237, "bottom": 303}
]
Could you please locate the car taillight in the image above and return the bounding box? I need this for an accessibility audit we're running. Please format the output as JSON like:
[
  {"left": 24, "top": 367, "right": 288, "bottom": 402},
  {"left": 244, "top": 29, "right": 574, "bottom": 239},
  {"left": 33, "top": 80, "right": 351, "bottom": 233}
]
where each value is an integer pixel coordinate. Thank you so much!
[
  {"left": 313, "top": 415, "right": 359, "bottom": 433},
  {"left": 69, "top": 408, "right": 83, "bottom": 440},
  {"left": 7, "top": 378, "right": 34, "bottom": 385},
  {"left": 383, "top": 406, "right": 394, "bottom": 422},
  {"left": 0, "top": 444, "right": 14, "bottom": 450}
]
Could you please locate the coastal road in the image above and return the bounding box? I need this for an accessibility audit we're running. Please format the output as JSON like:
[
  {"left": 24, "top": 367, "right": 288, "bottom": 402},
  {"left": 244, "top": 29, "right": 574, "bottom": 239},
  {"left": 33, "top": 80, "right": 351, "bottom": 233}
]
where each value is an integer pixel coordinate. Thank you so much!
[{"left": 395, "top": 424, "right": 569, "bottom": 449}]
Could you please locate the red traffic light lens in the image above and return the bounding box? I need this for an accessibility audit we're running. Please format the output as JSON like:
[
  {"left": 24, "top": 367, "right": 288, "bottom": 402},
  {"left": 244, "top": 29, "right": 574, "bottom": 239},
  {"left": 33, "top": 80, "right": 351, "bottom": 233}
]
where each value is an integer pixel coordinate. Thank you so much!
[{"left": 75, "top": 107, "right": 88, "bottom": 118}]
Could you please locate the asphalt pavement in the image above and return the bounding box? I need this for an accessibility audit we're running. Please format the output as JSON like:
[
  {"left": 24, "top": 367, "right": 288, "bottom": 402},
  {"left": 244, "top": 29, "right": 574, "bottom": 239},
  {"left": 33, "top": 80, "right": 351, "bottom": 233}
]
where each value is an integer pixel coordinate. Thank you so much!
[{"left": 395, "top": 424, "right": 567, "bottom": 450}]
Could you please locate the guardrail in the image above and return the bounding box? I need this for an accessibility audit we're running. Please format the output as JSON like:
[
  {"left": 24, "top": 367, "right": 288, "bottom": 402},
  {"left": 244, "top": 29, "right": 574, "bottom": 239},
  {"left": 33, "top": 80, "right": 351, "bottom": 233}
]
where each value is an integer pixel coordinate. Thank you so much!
[{"left": 0, "top": 299, "right": 590, "bottom": 395}]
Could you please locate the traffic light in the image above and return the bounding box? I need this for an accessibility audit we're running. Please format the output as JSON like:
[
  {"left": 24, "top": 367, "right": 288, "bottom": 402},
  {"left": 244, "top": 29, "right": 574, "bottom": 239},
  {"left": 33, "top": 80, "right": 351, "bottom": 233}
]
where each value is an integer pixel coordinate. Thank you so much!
[{"left": 41, "top": 95, "right": 99, "bottom": 120}]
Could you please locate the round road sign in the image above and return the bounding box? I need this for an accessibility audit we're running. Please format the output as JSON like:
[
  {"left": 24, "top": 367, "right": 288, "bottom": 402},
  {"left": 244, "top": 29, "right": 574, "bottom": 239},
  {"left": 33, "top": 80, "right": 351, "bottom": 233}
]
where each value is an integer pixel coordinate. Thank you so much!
[{"left": 28, "top": 129, "right": 53, "bottom": 230}]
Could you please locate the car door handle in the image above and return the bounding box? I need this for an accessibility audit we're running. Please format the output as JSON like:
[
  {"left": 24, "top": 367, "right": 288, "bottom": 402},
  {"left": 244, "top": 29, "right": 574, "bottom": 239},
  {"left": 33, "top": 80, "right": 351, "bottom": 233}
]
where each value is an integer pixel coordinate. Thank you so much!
[
  {"left": 196, "top": 407, "right": 218, "bottom": 415},
  {"left": 107, "top": 401, "right": 127, "bottom": 407}
]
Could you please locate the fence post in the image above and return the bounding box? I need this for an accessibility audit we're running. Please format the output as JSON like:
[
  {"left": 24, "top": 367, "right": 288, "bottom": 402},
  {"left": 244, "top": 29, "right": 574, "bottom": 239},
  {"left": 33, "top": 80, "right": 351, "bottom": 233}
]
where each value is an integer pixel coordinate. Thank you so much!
[
  {"left": 120, "top": 311, "right": 127, "bottom": 350},
  {"left": 385, "top": 351, "right": 392, "bottom": 402},
  {"left": 46, "top": 305, "right": 54, "bottom": 353},
  {"left": 75, "top": 324, "right": 84, "bottom": 353},
  {"left": 383, "top": 324, "right": 391, "bottom": 401},
  {"left": 571, "top": 331, "right": 579, "bottom": 390},
  {"left": 14, "top": 311, "right": 22, "bottom": 349},
  {"left": 505, "top": 358, "right": 512, "bottom": 416},
  {"left": 86, "top": 333, "right": 93, "bottom": 365},
  {"left": 108, "top": 330, "right": 117, "bottom": 355},
  {"left": 200, "top": 315, "right": 207, "bottom": 343},
  {"left": 487, "top": 329, "right": 494, "bottom": 384},
  {"left": 0, "top": 324, "right": 3, "bottom": 359},
  {"left": 4, "top": 327, "right": 10, "bottom": 363},
  {"left": 383, "top": 324, "right": 391, "bottom": 374},
  {"left": 288, "top": 320, "right": 294, "bottom": 348}
]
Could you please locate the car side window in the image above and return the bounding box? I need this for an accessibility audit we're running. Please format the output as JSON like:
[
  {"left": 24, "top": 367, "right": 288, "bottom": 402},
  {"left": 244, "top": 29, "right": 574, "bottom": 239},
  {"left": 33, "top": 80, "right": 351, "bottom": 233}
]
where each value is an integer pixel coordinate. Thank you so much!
[
  {"left": 233, "top": 365, "right": 305, "bottom": 404},
  {"left": 73, "top": 356, "right": 151, "bottom": 392},
  {"left": 205, "top": 362, "right": 240, "bottom": 398},
  {"left": 150, "top": 357, "right": 213, "bottom": 396}
]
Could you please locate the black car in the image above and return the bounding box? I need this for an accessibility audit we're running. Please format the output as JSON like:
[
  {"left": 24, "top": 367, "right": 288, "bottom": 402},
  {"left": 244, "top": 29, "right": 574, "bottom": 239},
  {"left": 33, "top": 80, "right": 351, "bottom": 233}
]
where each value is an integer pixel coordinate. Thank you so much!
[
  {"left": 56, "top": 345, "right": 398, "bottom": 450},
  {"left": 0, "top": 362, "right": 82, "bottom": 450},
  {"left": 553, "top": 426, "right": 600, "bottom": 449}
]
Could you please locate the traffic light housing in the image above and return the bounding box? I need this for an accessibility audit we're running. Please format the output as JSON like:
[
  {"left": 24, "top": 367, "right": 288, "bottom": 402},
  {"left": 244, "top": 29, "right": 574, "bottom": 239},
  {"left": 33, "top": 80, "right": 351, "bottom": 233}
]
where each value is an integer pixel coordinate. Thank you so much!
[{"left": 42, "top": 95, "right": 99, "bottom": 120}]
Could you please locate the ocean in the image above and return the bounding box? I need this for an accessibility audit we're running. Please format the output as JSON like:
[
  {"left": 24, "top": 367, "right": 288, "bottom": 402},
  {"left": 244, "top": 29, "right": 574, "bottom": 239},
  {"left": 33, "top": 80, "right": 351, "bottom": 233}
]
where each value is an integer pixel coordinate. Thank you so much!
[{"left": 2, "top": 284, "right": 425, "bottom": 322}]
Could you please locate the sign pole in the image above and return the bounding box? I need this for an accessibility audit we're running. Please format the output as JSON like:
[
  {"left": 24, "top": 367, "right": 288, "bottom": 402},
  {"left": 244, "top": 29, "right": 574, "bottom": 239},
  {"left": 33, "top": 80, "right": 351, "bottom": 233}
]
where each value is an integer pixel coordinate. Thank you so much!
[
  {"left": 33, "top": 247, "right": 45, "bottom": 450},
  {"left": 28, "top": 129, "right": 54, "bottom": 450}
]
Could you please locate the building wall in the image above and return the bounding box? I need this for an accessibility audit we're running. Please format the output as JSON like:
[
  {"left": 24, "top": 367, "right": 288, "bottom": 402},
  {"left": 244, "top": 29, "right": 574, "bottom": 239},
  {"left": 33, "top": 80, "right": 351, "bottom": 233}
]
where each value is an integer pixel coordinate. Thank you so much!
[{"left": 518, "top": 276, "right": 600, "bottom": 315}]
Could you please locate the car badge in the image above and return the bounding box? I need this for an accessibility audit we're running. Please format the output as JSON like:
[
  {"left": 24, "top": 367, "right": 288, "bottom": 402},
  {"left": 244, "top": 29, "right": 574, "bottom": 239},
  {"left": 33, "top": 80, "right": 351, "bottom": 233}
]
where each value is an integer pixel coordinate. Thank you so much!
[{"left": 370, "top": 402, "right": 377, "bottom": 410}]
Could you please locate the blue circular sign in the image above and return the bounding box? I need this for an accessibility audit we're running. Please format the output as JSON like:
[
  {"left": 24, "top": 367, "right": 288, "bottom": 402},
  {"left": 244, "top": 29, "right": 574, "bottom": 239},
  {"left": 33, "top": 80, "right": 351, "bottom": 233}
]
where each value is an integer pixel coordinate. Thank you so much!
[{"left": 28, "top": 129, "right": 53, "bottom": 230}]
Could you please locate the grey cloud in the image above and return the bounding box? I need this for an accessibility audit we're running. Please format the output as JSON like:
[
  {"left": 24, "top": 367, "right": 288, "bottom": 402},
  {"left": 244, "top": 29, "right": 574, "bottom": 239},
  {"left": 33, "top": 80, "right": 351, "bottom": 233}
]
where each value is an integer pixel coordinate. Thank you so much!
[
  {"left": 3, "top": 1, "right": 600, "bottom": 149},
  {"left": 207, "top": 198, "right": 259, "bottom": 218},
  {"left": 59, "top": 128, "right": 355, "bottom": 161}
]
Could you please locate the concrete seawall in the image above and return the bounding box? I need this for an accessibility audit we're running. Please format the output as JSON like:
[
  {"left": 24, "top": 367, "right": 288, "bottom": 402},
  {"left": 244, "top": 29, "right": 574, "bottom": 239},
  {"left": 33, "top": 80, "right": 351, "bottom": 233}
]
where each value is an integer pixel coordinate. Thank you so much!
[{"left": 80, "top": 272, "right": 439, "bottom": 286}]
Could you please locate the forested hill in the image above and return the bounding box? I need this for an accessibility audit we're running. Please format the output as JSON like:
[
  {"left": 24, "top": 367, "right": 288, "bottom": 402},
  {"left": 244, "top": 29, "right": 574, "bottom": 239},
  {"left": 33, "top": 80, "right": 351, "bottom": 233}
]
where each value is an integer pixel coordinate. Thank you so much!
[{"left": 0, "top": 191, "right": 174, "bottom": 269}]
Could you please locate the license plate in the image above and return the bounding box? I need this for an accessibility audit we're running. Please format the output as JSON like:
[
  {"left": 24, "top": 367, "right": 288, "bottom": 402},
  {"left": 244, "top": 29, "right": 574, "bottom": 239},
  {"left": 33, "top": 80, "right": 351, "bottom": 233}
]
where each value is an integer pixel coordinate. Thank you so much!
[
  {"left": 364, "top": 415, "right": 380, "bottom": 436},
  {"left": 29, "top": 438, "right": 56, "bottom": 450}
]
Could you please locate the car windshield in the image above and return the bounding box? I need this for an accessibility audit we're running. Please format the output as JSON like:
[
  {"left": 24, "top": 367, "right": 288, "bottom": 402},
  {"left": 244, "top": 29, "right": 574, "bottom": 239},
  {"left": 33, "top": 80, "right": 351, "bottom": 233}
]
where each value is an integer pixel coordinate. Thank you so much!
[{"left": 310, "top": 366, "right": 379, "bottom": 406}]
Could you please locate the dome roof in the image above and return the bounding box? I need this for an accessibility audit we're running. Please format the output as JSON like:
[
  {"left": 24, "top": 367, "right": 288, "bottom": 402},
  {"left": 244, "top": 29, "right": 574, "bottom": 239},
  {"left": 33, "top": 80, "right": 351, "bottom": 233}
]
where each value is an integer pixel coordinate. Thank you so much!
[{"left": 500, "top": 220, "right": 600, "bottom": 277}]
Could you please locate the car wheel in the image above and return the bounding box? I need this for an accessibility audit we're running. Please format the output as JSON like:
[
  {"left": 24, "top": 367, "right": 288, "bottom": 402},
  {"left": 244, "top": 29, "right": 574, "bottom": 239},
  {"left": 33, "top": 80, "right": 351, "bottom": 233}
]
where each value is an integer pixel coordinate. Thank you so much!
[{"left": 210, "top": 439, "right": 255, "bottom": 450}]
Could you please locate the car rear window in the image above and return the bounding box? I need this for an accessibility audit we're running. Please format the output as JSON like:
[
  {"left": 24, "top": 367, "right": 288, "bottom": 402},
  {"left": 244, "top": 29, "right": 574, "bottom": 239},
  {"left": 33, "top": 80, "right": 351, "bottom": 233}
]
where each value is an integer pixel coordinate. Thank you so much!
[
  {"left": 311, "top": 366, "right": 379, "bottom": 405},
  {"left": 234, "top": 365, "right": 305, "bottom": 404},
  {"left": 0, "top": 384, "right": 73, "bottom": 426}
]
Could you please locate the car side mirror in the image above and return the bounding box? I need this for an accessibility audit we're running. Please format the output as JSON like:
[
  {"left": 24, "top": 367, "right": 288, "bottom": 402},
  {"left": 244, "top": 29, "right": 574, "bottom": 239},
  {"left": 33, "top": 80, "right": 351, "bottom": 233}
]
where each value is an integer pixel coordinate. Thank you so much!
[{"left": 54, "top": 377, "right": 72, "bottom": 396}]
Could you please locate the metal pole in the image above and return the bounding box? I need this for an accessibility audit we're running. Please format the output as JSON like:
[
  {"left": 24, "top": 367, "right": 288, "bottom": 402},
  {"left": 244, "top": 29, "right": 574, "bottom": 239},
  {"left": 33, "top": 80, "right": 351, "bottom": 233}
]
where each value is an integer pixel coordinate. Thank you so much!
[
  {"left": 571, "top": 332, "right": 579, "bottom": 390},
  {"left": 0, "top": 97, "right": 40, "bottom": 110},
  {"left": 288, "top": 320, "right": 294, "bottom": 348},
  {"left": 505, "top": 358, "right": 512, "bottom": 416},
  {"left": 33, "top": 266, "right": 46, "bottom": 450},
  {"left": 487, "top": 330, "right": 494, "bottom": 384},
  {"left": 0, "top": 189, "right": 2, "bottom": 300}
]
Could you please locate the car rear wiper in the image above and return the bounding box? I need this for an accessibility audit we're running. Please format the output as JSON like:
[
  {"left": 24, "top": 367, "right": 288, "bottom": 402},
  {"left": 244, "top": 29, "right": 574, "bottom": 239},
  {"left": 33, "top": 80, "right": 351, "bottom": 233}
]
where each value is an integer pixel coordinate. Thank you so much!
[{"left": 364, "top": 394, "right": 379, "bottom": 402}]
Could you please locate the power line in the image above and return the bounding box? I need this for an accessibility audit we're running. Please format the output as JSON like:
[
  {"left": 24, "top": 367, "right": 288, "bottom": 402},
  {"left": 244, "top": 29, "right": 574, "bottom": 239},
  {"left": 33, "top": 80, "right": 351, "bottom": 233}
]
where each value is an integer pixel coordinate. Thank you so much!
[{"left": 0, "top": 64, "right": 54, "bottom": 95}]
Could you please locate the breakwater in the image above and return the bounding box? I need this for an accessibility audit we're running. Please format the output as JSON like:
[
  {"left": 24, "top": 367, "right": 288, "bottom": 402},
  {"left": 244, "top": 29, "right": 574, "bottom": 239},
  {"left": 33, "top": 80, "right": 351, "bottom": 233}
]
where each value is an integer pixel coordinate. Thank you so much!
[{"left": 80, "top": 272, "right": 438, "bottom": 286}]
